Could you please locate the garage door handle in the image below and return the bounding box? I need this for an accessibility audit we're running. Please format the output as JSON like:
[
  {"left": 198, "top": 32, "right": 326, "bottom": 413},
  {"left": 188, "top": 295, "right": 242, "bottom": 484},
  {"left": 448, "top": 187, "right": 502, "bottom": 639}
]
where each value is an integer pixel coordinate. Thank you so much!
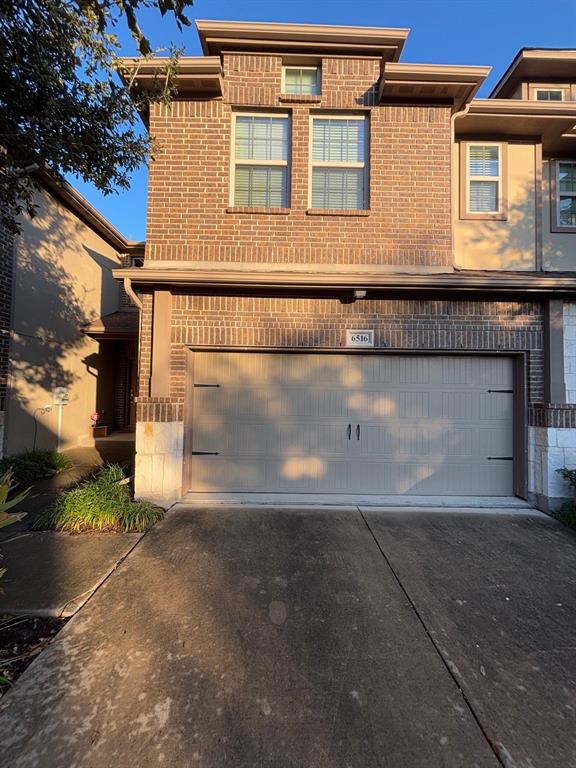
[
  {"left": 356, "top": 424, "right": 360, "bottom": 440},
  {"left": 347, "top": 424, "right": 351, "bottom": 440}
]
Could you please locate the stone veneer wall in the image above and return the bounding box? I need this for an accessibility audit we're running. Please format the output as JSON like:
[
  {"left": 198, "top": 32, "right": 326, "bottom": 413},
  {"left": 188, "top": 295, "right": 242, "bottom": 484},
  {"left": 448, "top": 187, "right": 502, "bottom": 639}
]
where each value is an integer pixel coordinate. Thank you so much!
[
  {"left": 564, "top": 303, "right": 576, "bottom": 403},
  {"left": 527, "top": 301, "right": 576, "bottom": 509}
]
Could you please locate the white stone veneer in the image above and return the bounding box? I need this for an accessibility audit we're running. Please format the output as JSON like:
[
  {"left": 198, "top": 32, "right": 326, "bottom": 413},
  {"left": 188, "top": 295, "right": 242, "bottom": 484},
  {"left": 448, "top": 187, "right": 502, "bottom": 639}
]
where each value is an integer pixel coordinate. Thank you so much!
[
  {"left": 134, "top": 421, "right": 184, "bottom": 507},
  {"left": 528, "top": 426, "right": 576, "bottom": 509},
  {"left": 563, "top": 303, "right": 576, "bottom": 403}
]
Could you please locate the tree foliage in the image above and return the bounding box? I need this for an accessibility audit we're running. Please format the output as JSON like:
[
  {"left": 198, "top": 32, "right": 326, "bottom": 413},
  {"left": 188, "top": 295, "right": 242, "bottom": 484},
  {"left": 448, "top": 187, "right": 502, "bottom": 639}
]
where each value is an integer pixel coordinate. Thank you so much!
[{"left": 0, "top": 0, "right": 193, "bottom": 231}]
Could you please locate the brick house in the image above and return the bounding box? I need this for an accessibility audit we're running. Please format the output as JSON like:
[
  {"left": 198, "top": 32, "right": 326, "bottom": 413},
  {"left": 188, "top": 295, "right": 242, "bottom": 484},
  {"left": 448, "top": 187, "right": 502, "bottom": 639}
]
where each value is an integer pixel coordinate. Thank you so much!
[
  {"left": 116, "top": 22, "right": 576, "bottom": 511},
  {"left": 0, "top": 174, "right": 142, "bottom": 456}
]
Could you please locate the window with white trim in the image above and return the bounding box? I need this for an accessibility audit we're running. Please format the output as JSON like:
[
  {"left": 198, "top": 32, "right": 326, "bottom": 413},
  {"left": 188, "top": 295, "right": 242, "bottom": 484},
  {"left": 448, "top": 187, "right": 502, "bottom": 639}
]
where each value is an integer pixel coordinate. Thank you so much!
[
  {"left": 535, "top": 88, "right": 564, "bottom": 101},
  {"left": 283, "top": 67, "right": 320, "bottom": 96},
  {"left": 232, "top": 113, "right": 290, "bottom": 208},
  {"left": 557, "top": 161, "right": 576, "bottom": 227},
  {"left": 467, "top": 144, "right": 502, "bottom": 214},
  {"left": 310, "top": 116, "right": 368, "bottom": 210}
]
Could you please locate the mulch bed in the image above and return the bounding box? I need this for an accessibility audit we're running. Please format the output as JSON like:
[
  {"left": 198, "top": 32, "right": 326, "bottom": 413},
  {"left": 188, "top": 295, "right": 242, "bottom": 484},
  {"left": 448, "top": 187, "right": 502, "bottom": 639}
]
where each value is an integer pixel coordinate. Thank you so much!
[{"left": 0, "top": 615, "right": 68, "bottom": 697}]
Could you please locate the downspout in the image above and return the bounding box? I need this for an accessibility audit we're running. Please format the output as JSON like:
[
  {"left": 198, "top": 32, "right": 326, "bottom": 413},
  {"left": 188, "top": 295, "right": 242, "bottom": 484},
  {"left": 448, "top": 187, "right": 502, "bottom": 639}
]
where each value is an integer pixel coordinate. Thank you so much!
[
  {"left": 450, "top": 102, "right": 472, "bottom": 269},
  {"left": 123, "top": 275, "right": 143, "bottom": 310}
]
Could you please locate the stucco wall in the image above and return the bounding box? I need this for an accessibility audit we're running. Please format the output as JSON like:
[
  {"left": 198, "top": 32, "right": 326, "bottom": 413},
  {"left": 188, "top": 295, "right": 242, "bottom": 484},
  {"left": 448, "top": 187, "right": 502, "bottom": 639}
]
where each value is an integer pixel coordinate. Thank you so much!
[
  {"left": 5, "top": 188, "right": 122, "bottom": 454},
  {"left": 454, "top": 142, "right": 537, "bottom": 271}
]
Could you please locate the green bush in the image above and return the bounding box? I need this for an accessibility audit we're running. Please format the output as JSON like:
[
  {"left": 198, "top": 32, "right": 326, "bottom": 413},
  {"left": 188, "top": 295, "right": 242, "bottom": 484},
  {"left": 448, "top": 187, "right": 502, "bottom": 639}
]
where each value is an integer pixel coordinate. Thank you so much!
[
  {"left": 552, "top": 503, "right": 576, "bottom": 530},
  {"left": 553, "top": 468, "right": 576, "bottom": 529},
  {"left": 0, "top": 451, "right": 71, "bottom": 486},
  {"left": 34, "top": 464, "right": 164, "bottom": 533}
]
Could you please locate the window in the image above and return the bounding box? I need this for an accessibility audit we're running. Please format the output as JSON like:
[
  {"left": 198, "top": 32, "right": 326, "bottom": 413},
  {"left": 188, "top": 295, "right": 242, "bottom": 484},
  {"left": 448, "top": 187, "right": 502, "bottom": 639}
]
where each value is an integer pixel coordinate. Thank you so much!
[
  {"left": 535, "top": 88, "right": 564, "bottom": 101},
  {"left": 232, "top": 114, "right": 290, "bottom": 207},
  {"left": 310, "top": 116, "right": 368, "bottom": 210},
  {"left": 466, "top": 143, "right": 504, "bottom": 215},
  {"left": 557, "top": 161, "right": 576, "bottom": 227},
  {"left": 283, "top": 67, "right": 320, "bottom": 96}
]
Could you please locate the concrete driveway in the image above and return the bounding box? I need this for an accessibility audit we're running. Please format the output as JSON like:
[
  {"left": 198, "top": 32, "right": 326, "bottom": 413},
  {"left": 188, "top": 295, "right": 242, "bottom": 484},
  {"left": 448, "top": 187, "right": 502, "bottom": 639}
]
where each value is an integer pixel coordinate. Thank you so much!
[{"left": 1, "top": 504, "right": 576, "bottom": 767}]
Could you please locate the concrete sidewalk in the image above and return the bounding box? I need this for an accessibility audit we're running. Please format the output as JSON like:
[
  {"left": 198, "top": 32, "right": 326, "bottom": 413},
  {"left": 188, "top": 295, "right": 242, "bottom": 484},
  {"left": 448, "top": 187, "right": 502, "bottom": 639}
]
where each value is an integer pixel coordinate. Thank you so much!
[
  {"left": 0, "top": 505, "right": 575, "bottom": 766},
  {"left": 0, "top": 530, "right": 142, "bottom": 617},
  {"left": 0, "top": 435, "right": 139, "bottom": 617}
]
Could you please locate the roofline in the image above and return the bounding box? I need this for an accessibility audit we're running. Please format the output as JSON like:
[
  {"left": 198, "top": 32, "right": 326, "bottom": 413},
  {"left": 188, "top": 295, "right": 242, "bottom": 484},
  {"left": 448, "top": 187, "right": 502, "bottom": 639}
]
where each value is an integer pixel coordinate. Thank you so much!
[
  {"left": 466, "top": 98, "right": 576, "bottom": 116},
  {"left": 195, "top": 19, "right": 410, "bottom": 60},
  {"left": 37, "top": 171, "right": 144, "bottom": 254},
  {"left": 380, "top": 63, "right": 491, "bottom": 111},
  {"left": 490, "top": 48, "right": 576, "bottom": 98},
  {"left": 113, "top": 266, "right": 576, "bottom": 295},
  {"left": 117, "top": 56, "right": 222, "bottom": 79},
  {"left": 382, "top": 63, "right": 492, "bottom": 81}
]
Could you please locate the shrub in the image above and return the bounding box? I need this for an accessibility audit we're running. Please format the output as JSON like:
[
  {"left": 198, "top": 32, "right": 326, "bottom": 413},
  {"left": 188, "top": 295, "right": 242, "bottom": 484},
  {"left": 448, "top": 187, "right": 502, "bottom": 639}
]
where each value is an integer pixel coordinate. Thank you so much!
[
  {"left": 553, "top": 468, "right": 576, "bottom": 529},
  {"left": 34, "top": 464, "right": 164, "bottom": 533},
  {"left": 0, "top": 470, "right": 28, "bottom": 587},
  {"left": 557, "top": 468, "right": 576, "bottom": 491},
  {"left": 0, "top": 451, "right": 71, "bottom": 486}
]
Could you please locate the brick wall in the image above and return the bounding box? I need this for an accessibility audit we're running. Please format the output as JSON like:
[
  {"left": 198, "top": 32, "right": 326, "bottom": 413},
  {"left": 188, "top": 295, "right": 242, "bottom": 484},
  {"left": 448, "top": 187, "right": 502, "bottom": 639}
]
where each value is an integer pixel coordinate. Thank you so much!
[
  {"left": 136, "top": 295, "right": 545, "bottom": 422},
  {"left": 145, "top": 53, "right": 452, "bottom": 268}
]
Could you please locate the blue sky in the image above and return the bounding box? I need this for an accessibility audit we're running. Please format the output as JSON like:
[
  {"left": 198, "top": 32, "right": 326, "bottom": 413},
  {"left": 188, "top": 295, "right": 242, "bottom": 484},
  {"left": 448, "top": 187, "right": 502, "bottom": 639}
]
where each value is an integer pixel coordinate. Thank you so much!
[{"left": 68, "top": 0, "right": 576, "bottom": 241}]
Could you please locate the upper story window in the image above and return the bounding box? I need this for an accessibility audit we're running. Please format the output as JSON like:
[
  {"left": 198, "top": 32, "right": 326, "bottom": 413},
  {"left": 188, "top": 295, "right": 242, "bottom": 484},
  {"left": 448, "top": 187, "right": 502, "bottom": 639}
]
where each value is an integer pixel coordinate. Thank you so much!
[
  {"left": 232, "top": 113, "right": 290, "bottom": 208},
  {"left": 310, "top": 116, "right": 369, "bottom": 210},
  {"left": 464, "top": 143, "right": 506, "bottom": 218},
  {"left": 557, "top": 161, "right": 576, "bottom": 227},
  {"left": 535, "top": 88, "right": 564, "bottom": 101},
  {"left": 283, "top": 67, "right": 321, "bottom": 96}
]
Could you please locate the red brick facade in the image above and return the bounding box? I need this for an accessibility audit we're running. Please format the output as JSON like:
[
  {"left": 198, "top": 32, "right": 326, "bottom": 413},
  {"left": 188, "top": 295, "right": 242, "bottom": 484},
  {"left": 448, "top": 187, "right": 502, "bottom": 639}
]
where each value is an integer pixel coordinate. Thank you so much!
[
  {"left": 137, "top": 48, "right": 550, "bottom": 442},
  {"left": 137, "top": 294, "right": 545, "bottom": 423},
  {"left": 145, "top": 53, "right": 452, "bottom": 267}
]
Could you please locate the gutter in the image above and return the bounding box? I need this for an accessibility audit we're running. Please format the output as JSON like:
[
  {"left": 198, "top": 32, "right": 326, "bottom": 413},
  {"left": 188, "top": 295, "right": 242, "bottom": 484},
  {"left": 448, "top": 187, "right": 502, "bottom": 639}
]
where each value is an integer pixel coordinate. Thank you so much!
[{"left": 112, "top": 267, "right": 576, "bottom": 294}]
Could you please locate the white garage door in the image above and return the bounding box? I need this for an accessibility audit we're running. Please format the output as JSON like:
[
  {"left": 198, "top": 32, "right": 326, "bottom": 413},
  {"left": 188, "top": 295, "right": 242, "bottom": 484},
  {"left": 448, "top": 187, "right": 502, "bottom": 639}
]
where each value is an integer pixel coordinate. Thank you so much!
[{"left": 188, "top": 352, "right": 514, "bottom": 496}]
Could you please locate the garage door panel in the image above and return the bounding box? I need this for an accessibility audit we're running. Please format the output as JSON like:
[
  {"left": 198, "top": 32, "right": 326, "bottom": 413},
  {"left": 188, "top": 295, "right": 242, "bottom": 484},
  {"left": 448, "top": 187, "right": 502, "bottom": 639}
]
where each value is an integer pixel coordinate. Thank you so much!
[
  {"left": 195, "top": 387, "right": 355, "bottom": 420},
  {"left": 194, "top": 420, "right": 351, "bottom": 458},
  {"left": 189, "top": 353, "right": 515, "bottom": 496},
  {"left": 355, "top": 460, "right": 513, "bottom": 495},
  {"left": 191, "top": 457, "right": 354, "bottom": 493}
]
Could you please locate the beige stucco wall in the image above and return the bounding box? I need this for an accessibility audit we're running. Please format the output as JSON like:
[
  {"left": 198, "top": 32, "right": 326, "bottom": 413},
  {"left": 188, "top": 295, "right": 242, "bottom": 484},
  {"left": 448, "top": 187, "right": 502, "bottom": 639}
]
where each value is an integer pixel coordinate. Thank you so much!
[
  {"left": 5, "top": 188, "right": 122, "bottom": 454},
  {"left": 454, "top": 142, "right": 537, "bottom": 271},
  {"left": 542, "top": 159, "right": 576, "bottom": 271}
]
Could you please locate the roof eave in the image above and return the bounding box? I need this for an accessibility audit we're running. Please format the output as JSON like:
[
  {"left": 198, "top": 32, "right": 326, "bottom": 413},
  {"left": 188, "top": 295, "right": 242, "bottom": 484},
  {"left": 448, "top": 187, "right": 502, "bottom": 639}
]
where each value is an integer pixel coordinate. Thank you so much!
[
  {"left": 112, "top": 267, "right": 576, "bottom": 295},
  {"left": 195, "top": 19, "right": 410, "bottom": 60},
  {"left": 37, "top": 171, "right": 142, "bottom": 253},
  {"left": 379, "top": 63, "right": 491, "bottom": 112},
  {"left": 490, "top": 48, "right": 576, "bottom": 98}
]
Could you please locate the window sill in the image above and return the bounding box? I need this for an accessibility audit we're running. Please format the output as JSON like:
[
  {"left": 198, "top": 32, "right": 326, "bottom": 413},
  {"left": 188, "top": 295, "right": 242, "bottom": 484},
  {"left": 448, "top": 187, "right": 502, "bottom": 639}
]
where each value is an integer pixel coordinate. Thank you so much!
[
  {"left": 460, "top": 212, "right": 507, "bottom": 222},
  {"left": 278, "top": 94, "right": 322, "bottom": 103},
  {"left": 226, "top": 207, "right": 291, "bottom": 215},
  {"left": 551, "top": 224, "right": 576, "bottom": 234},
  {"left": 306, "top": 208, "right": 370, "bottom": 217}
]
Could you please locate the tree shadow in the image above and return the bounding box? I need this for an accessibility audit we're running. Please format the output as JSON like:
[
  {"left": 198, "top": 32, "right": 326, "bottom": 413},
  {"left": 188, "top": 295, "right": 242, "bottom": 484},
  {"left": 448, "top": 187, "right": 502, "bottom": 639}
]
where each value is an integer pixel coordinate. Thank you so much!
[{"left": 5, "top": 187, "right": 127, "bottom": 454}]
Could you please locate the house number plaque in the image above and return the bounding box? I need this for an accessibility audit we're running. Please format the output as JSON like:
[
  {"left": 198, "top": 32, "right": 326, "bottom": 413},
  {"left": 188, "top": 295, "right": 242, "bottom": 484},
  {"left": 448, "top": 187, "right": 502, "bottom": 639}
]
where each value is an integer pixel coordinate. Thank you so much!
[{"left": 346, "top": 330, "right": 374, "bottom": 348}]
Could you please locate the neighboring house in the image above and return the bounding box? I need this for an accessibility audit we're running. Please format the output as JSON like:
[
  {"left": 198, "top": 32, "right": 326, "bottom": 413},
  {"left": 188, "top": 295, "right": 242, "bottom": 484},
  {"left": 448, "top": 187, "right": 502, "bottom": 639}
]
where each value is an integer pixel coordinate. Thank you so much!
[
  {"left": 116, "top": 22, "right": 576, "bottom": 511},
  {"left": 0, "top": 173, "right": 142, "bottom": 457}
]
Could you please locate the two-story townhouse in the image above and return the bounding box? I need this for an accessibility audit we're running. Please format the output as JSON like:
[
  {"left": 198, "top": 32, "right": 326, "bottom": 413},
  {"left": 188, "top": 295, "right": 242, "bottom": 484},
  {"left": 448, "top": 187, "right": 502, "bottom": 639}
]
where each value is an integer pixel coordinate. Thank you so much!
[
  {"left": 117, "top": 22, "right": 576, "bottom": 511},
  {"left": 0, "top": 172, "right": 142, "bottom": 457}
]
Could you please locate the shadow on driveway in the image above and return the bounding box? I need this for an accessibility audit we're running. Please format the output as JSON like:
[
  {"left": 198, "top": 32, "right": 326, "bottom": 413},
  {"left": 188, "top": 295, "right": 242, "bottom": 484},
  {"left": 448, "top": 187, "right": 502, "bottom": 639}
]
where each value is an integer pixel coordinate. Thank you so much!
[{"left": 0, "top": 504, "right": 574, "bottom": 767}]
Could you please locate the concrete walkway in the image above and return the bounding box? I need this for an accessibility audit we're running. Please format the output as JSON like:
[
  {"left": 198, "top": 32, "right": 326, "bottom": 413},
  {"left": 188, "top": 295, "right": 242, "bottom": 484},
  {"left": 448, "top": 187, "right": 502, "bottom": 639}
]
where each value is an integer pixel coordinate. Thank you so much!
[
  {"left": 0, "top": 434, "right": 139, "bottom": 617},
  {"left": 0, "top": 505, "right": 575, "bottom": 767},
  {"left": 0, "top": 530, "right": 142, "bottom": 617}
]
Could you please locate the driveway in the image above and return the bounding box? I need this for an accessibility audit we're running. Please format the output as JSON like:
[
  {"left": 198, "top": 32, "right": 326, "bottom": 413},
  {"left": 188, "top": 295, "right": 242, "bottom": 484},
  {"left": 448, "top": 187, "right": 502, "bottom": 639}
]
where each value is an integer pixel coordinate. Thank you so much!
[{"left": 1, "top": 504, "right": 576, "bottom": 767}]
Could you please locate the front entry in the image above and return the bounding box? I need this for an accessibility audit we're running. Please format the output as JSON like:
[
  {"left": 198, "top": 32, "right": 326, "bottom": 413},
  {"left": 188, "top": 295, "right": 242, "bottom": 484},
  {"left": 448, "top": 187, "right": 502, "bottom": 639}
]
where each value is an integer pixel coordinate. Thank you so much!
[{"left": 187, "top": 352, "right": 514, "bottom": 496}]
